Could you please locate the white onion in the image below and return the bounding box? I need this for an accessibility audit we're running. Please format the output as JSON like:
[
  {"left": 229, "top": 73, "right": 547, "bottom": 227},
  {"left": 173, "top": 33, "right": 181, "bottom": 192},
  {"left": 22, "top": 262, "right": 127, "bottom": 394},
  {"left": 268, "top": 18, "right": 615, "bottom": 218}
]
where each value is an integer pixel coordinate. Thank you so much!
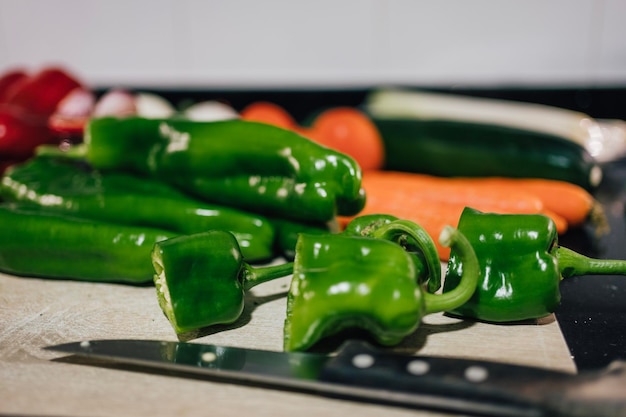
[
  {"left": 135, "top": 92, "right": 176, "bottom": 119},
  {"left": 184, "top": 101, "right": 239, "bottom": 121},
  {"left": 93, "top": 89, "right": 137, "bottom": 117}
]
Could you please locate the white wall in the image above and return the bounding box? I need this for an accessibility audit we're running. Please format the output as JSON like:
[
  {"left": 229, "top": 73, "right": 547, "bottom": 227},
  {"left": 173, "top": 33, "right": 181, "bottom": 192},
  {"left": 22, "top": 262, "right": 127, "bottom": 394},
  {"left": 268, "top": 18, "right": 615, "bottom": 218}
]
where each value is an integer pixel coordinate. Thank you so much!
[{"left": 1, "top": 0, "right": 624, "bottom": 89}]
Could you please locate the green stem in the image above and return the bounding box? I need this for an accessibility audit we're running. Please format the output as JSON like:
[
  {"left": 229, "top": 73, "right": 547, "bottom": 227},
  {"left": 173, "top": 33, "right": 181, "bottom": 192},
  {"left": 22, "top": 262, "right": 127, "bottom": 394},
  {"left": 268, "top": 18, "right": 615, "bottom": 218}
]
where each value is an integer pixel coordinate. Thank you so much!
[
  {"left": 371, "top": 219, "right": 442, "bottom": 293},
  {"left": 242, "top": 261, "right": 294, "bottom": 290},
  {"left": 557, "top": 246, "right": 626, "bottom": 279},
  {"left": 424, "top": 226, "right": 479, "bottom": 314},
  {"left": 36, "top": 143, "right": 87, "bottom": 159}
]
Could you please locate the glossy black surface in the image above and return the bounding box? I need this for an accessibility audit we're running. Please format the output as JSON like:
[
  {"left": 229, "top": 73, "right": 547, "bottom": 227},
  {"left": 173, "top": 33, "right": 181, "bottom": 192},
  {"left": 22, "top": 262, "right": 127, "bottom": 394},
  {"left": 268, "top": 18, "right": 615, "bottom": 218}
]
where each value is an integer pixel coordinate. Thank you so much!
[
  {"left": 52, "top": 339, "right": 626, "bottom": 417},
  {"left": 119, "top": 85, "right": 626, "bottom": 371},
  {"left": 557, "top": 159, "right": 626, "bottom": 370}
]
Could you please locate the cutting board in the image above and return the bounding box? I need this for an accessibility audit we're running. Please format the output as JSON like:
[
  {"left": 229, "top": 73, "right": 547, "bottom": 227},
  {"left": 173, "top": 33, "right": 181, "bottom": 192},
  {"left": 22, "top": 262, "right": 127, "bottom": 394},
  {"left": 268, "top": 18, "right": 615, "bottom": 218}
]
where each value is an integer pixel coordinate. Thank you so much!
[{"left": 0, "top": 266, "right": 576, "bottom": 417}]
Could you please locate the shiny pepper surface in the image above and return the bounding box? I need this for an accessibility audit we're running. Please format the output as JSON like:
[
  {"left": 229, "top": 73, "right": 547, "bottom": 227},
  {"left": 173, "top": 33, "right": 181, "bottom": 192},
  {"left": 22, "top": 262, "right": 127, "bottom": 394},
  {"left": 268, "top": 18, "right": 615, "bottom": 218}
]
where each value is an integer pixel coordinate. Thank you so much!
[
  {"left": 75, "top": 117, "right": 366, "bottom": 224},
  {"left": 0, "top": 203, "right": 171, "bottom": 283},
  {"left": 444, "top": 207, "right": 626, "bottom": 322},
  {"left": 342, "top": 214, "right": 442, "bottom": 293},
  {"left": 153, "top": 230, "right": 293, "bottom": 334},
  {"left": 1, "top": 155, "right": 276, "bottom": 262},
  {"left": 284, "top": 223, "right": 479, "bottom": 352}
]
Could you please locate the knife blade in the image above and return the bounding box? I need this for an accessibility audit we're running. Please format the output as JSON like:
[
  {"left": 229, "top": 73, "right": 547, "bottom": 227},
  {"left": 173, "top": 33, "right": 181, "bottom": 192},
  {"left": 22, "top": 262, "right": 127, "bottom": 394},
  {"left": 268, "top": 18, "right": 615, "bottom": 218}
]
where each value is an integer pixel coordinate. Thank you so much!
[{"left": 45, "top": 339, "right": 626, "bottom": 417}]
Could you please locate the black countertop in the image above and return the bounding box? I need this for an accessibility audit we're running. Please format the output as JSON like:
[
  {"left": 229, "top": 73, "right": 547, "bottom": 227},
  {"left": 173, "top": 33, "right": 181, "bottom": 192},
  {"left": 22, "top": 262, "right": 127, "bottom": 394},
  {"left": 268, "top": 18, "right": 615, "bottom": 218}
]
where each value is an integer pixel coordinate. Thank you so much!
[
  {"left": 557, "top": 158, "right": 626, "bottom": 371},
  {"left": 114, "top": 85, "right": 626, "bottom": 371}
]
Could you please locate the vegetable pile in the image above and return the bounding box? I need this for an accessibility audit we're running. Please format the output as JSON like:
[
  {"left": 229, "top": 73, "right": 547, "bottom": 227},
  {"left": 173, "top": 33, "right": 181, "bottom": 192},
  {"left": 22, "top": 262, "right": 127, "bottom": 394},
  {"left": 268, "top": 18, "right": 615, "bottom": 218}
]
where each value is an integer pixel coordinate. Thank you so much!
[
  {"left": 2, "top": 65, "right": 626, "bottom": 353},
  {"left": 240, "top": 99, "right": 607, "bottom": 260}
]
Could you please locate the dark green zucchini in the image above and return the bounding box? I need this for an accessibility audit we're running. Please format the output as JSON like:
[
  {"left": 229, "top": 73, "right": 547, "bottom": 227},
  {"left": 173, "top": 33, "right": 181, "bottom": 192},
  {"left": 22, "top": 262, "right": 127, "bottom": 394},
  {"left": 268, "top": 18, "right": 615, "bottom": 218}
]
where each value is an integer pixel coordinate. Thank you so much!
[{"left": 372, "top": 118, "right": 602, "bottom": 190}]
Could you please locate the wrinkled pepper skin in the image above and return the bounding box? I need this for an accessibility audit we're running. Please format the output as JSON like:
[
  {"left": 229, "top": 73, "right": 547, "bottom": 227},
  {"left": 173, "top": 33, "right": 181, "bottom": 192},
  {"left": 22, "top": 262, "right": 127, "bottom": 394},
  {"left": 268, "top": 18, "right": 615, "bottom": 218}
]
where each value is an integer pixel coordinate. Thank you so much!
[
  {"left": 443, "top": 207, "right": 626, "bottom": 323},
  {"left": 152, "top": 230, "right": 293, "bottom": 334},
  {"left": 0, "top": 203, "right": 171, "bottom": 283},
  {"left": 1, "top": 155, "right": 276, "bottom": 262},
  {"left": 342, "top": 214, "right": 441, "bottom": 293},
  {"left": 285, "top": 234, "right": 424, "bottom": 352},
  {"left": 284, "top": 225, "right": 479, "bottom": 352},
  {"left": 80, "top": 117, "right": 366, "bottom": 223},
  {"left": 444, "top": 208, "right": 559, "bottom": 322}
]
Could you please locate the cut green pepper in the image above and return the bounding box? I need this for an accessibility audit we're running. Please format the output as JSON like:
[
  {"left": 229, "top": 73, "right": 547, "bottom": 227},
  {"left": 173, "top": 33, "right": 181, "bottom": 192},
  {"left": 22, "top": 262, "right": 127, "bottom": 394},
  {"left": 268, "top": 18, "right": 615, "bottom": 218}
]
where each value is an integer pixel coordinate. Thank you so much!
[
  {"left": 0, "top": 203, "right": 171, "bottom": 283},
  {"left": 43, "top": 117, "right": 366, "bottom": 224},
  {"left": 0, "top": 155, "right": 276, "bottom": 262},
  {"left": 284, "top": 223, "right": 479, "bottom": 352},
  {"left": 443, "top": 207, "right": 626, "bottom": 322},
  {"left": 152, "top": 230, "right": 294, "bottom": 334}
]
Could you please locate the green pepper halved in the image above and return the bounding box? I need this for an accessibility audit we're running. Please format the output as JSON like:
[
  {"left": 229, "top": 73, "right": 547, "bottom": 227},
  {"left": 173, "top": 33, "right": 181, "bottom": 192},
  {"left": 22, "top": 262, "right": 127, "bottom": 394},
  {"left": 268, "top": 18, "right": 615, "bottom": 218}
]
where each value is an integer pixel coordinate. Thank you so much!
[
  {"left": 152, "top": 230, "right": 293, "bottom": 334},
  {"left": 283, "top": 222, "right": 479, "bottom": 352},
  {"left": 443, "top": 207, "right": 626, "bottom": 322}
]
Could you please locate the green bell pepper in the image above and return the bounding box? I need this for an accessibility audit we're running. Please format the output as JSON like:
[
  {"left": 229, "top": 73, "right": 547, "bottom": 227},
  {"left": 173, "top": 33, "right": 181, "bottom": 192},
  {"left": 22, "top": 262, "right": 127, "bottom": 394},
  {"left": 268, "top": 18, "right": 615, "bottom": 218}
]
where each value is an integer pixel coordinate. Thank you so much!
[
  {"left": 0, "top": 203, "right": 171, "bottom": 283},
  {"left": 284, "top": 221, "right": 479, "bottom": 352},
  {"left": 152, "top": 230, "right": 294, "bottom": 334},
  {"left": 443, "top": 207, "right": 626, "bottom": 322},
  {"left": 42, "top": 117, "right": 366, "bottom": 224},
  {"left": 0, "top": 155, "right": 276, "bottom": 262}
]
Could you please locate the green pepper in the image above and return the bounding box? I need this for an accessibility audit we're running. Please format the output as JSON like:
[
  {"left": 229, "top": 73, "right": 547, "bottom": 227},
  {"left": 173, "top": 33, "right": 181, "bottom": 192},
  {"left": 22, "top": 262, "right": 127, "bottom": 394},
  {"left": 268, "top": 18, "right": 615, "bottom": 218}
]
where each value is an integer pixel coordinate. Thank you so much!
[
  {"left": 152, "top": 230, "right": 294, "bottom": 334},
  {"left": 342, "top": 214, "right": 443, "bottom": 294},
  {"left": 443, "top": 207, "right": 626, "bottom": 322},
  {"left": 269, "top": 217, "right": 333, "bottom": 260},
  {"left": 42, "top": 117, "right": 366, "bottom": 224},
  {"left": 283, "top": 222, "right": 479, "bottom": 352},
  {"left": 0, "top": 203, "right": 171, "bottom": 283},
  {"left": 1, "top": 155, "right": 276, "bottom": 262}
]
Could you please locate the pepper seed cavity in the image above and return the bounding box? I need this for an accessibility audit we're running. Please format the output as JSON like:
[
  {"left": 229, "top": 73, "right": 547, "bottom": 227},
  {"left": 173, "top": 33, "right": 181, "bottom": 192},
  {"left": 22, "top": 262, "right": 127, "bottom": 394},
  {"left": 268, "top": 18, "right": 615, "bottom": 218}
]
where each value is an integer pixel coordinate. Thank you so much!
[
  {"left": 201, "top": 351, "right": 217, "bottom": 363},
  {"left": 464, "top": 365, "right": 488, "bottom": 382},
  {"left": 407, "top": 359, "right": 430, "bottom": 375},
  {"left": 352, "top": 353, "right": 375, "bottom": 369}
]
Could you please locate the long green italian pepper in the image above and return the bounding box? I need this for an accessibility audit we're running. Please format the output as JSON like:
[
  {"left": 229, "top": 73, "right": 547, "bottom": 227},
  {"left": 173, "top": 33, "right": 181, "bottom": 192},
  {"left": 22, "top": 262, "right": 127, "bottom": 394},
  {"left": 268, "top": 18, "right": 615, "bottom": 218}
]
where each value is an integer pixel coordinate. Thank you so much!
[
  {"left": 0, "top": 155, "right": 276, "bottom": 262},
  {"left": 284, "top": 222, "right": 479, "bottom": 352},
  {"left": 152, "top": 230, "right": 294, "bottom": 334},
  {"left": 0, "top": 203, "right": 171, "bottom": 283},
  {"left": 42, "top": 117, "right": 366, "bottom": 223},
  {"left": 443, "top": 207, "right": 626, "bottom": 322}
]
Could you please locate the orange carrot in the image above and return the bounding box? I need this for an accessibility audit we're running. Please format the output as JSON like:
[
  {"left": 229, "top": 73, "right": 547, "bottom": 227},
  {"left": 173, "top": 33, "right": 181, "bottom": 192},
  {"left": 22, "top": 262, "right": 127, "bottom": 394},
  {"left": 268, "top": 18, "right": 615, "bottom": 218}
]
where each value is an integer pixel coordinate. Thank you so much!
[
  {"left": 540, "top": 209, "right": 568, "bottom": 234},
  {"left": 339, "top": 171, "right": 574, "bottom": 260},
  {"left": 360, "top": 171, "right": 547, "bottom": 214},
  {"left": 307, "top": 107, "right": 385, "bottom": 171},
  {"left": 240, "top": 102, "right": 298, "bottom": 130},
  {"left": 475, "top": 177, "right": 596, "bottom": 227},
  {"left": 339, "top": 199, "right": 465, "bottom": 260}
]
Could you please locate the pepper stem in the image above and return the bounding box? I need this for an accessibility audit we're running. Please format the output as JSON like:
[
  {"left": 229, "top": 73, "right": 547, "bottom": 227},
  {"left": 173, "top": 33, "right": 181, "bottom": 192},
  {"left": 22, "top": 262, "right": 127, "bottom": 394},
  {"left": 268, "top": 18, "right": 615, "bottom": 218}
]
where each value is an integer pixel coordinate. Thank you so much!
[
  {"left": 242, "top": 261, "right": 294, "bottom": 291},
  {"left": 370, "top": 219, "right": 442, "bottom": 293},
  {"left": 423, "top": 226, "right": 480, "bottom": 315},
  {"left": 556, "top": 246, "right": 626, "bottom": 279},
  {"left": 36, "top": 143, "right": 87, "bottom": 159}
]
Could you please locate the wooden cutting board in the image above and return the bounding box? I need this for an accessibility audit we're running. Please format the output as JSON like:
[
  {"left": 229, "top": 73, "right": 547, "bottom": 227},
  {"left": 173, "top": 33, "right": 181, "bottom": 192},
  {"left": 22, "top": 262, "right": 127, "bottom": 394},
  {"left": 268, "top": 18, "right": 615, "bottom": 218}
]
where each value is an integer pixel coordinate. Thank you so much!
[{"left": 0, "top": 268, "right": 576, "bottom": 417}]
